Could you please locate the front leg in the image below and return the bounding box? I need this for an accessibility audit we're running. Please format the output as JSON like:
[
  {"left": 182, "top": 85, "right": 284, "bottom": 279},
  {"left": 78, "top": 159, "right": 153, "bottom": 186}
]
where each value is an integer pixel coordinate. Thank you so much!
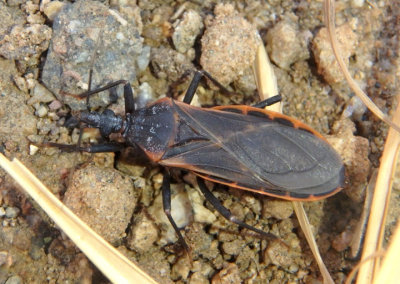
[{"left": 38, "top": 141, "right": 125, "bottom": 153}]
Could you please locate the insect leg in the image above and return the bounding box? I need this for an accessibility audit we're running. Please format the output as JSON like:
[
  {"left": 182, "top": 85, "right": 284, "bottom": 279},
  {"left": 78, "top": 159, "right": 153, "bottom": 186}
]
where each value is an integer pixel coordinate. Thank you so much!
[
  {"left": 39, "top": 141, "right": 125, "bottom": 153},
  {"left": 183, "top": 71, "right": 203, "bottom": 104},
  {"left": 123, "top": 82, "right": 135, "bottom": 114},
  {"left": 162, "top": 172, "right": 190, "bottom": 253},
  {"left": 182, "top": 70, "right": 233, "bottom": 104},
  {"left": 196, "top": 177, "right": 277, "bottom": 241},
  {"left": 252, "top": 94, "right": 282, "bottom": 109}
]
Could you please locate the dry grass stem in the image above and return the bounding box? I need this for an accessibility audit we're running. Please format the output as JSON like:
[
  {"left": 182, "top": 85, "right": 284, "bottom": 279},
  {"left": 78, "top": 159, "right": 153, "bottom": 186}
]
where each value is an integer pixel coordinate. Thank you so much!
[
  {"left": 350, "top": 170, "right": 377, "bottom": 258},
  {"left": 374, "top": 221, "right": 400, "bottom": 283},
  {"left": 356, "top": 101, "right": 400, "bottom": 283},
  {"left": 0, "top": 154, "right": 157, "bottom": 284}
]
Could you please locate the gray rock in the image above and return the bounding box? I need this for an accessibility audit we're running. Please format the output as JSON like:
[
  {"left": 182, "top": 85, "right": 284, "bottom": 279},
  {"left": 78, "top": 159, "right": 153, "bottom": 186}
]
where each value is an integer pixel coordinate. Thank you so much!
[
  {"left": 42, "top": 0, "right": 143, "bottom": 110},
  {"left": 172, "top": 10, "right": 203, "bottom": 53},
  {"left": 27, "top": 83, "right": 56, "bottom": 105}
]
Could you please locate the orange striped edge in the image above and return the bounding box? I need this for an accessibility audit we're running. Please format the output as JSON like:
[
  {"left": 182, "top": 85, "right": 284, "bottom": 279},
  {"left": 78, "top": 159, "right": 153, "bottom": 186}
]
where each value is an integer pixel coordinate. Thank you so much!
[
  {"left": 195, "top": 172, "right": 343, "bottom": 202},
  {"left": 212, "top": 105, "right": 327, "bottom": 142}
]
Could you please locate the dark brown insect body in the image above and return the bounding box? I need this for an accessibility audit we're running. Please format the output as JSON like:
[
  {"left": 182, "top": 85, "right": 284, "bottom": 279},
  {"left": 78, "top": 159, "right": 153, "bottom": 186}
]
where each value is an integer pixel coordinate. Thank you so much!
[{"left": 89, "top": 97, "right": 344, "bottom": 201}]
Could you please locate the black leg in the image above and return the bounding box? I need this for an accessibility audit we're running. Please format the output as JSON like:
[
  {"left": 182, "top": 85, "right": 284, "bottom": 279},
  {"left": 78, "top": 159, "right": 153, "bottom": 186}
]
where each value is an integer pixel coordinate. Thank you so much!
[
  {"left": 162, "top": 172, "right": 190, "bottom": 253},
  {"left": 182, "top": 70, "right": 233, "bottom": 105},
  {"left": 183, "top": 71, "right": 202, "bottom": 104},
  {"left": 123, "top": 82, "right": 135, "bottom": 114},
  {"left": 252, "top": 94, "right": 282, "bottom": 109},
  {"left": 196, "top": 177, "right": 277, "bottom": 241},
  {"left": 39, "top": 141, "right": 125, "bottom": 153},
  {"left": 200, "top": 70, "right": 232, "bottom": 94}
]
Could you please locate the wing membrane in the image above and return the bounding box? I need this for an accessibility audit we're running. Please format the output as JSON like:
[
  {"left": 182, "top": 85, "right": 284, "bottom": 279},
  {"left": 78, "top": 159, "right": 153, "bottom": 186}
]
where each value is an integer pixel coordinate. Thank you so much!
[{"left": 160, "top": 101, "right": 344, "bottom": 197}]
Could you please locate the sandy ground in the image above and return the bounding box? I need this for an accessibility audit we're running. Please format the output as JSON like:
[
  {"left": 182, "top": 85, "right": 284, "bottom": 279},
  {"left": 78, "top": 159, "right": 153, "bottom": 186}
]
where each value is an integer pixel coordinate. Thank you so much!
[{"left": 0, "top": 0, "right": 399, "bottom": 283}]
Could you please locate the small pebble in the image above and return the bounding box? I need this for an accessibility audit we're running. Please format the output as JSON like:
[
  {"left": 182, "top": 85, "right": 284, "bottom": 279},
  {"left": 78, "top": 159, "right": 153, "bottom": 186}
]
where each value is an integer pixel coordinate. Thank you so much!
[
  {"left": 266, "top": 16, "right": 310, "bottom": 70},
  {"left": 0, "top": 251, "right": 9, "bottom": 266},
  {"left": 221, "top": 239, "right": 246, "bottom": 256},
  {"left": 36, "top": 105, "right": 48, "bottom": 117},
  {"left": 0, "top": 207, "right": 5, "bottom": 217},
  {"left": 327, "top": 119, "right": 370, "bottom": 202},
  {"left": 127, "top": 212, "right": 158, "bottom": 252},
  {"left": 352, "top": 0, "right": 365, "bottom": 7},
  {"left": 263, "top": 199, "right": 293, "bottom": 220},
  {"left": 190, "top": 272, "right": 209, "bottom": 284},
  {"left": 312, "top": 23, "right": 357, "bottom": 84},
  {"left": 0, "top": 21, "right": 51, "bottom": 61},
  {"left": 5, "top": 207, "right": 20, "bottom": 218},
  {"left": 172, "top": 10, "right": 203, "bottom": 53},
  {"left": 200, "top": 3, "right": 261, "bottom": 87},
  {"left": 332, "top": 230, "right": 353, "bottom": 252},
  {"left": 187, "top": 187, "right": 216, "bottom": 224},
  {"left": 5, "top": 275, "right": 23, "bottom": 284},
  {"left": 171, "top": 256, "right": 191, "bottom": 280},
  {"left": 212, "top": 263, "right": 241, "bottom": 284},
  {"left": 137, "top": 45, "right": 151, "bottom": 71},
  {"left": 48, "top": 100, "right": 62, "bottom": 110},
  {"left": 148, "top": 184, "right": 192, "bottom": 245},
  {"left": 266, "top": 239, "right": 294, "bottom": 268},
  {"left": 13, "top": 76, "right": 28, "bottom": 93},
  {"left": 41, "top": 0, "right": 143, "bottom": 110},
  {"left": 29, "top": 244, "right": 42, "bottom": 260},
  {"left": 136, "top": 82, "right": 154, "bottom": 109},
  {"left": 27, "top": 82, "right": 55, "bottom": 105}
]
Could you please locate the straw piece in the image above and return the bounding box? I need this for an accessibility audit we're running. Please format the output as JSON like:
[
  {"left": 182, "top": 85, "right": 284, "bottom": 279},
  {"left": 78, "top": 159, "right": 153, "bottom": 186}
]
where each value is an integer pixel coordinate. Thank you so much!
[
  {"left": 0, "top": 154, "right": 158, "bottom": 284},
  {"left": 252, "top": 44, "right": 281, "bottom": 113},
  {"left": 350, "top": 170, "right": 377, "bottom": 258},
  {"left": 374, "top": 221, "right": 400, "bottom": 283},
  {"left": 356, "top": 101, "right": 400, "bottom": 283},
  {"left": 293, "top": 202, "right": 334, "bottom": 284}
]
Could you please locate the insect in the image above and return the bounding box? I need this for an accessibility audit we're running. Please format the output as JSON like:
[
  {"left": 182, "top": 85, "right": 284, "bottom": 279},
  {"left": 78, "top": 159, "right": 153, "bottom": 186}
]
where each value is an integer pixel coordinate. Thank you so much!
[{"left": 46, "top": 70, "right": 345, "bottom": 251}]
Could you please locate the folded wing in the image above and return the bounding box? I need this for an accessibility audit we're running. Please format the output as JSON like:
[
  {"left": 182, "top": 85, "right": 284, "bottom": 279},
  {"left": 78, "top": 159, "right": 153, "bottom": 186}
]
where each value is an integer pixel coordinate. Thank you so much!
[{"left": 160, "top": 101, "right": 344, "bottom": 199}]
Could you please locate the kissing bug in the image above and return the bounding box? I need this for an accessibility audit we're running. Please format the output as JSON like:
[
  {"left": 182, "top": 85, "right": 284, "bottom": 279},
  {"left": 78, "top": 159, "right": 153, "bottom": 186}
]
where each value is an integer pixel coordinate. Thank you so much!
[{"left": 45, "top": 70, "right": 345, "bottom": 251}]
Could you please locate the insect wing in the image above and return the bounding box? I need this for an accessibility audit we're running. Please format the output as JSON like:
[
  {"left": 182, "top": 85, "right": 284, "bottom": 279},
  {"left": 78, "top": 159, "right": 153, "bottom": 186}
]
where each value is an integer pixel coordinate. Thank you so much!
[{"left": 161, "top": 101, "right": 344, "bottom": 199}]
